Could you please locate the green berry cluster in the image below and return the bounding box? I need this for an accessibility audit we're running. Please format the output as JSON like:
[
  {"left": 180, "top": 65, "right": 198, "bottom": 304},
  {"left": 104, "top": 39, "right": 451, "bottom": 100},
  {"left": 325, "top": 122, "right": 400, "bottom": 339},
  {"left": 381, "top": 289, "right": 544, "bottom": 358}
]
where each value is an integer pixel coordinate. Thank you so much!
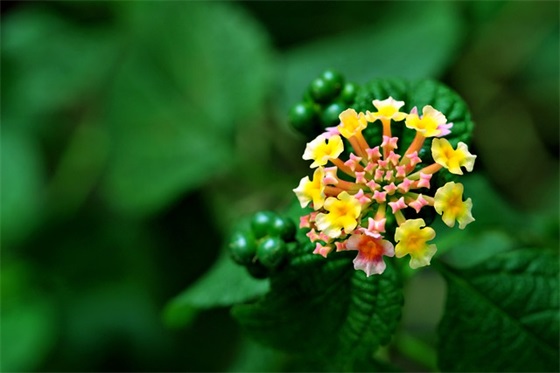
[
  {"left": 289, "top": 69, "right": 358, "bottom": 138},
  {"left": 229, "top": 211, "right": 297, "bottom": 279}
]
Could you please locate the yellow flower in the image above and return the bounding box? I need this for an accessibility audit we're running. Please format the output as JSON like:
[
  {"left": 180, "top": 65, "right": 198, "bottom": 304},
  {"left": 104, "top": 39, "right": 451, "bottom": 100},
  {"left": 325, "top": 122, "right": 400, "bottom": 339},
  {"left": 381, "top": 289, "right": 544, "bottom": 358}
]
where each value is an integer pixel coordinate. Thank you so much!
[
  {"left": 338, "top": 109, "right": 368, "bottom": 139},
  {"left": 434, "top": 182, "right": 474, "bottom": 229},
  {"left": 431, "top": 138, "right": 476, "bottom": 175},
  {"left": 395, "top": 218, "right": 437, "bottom": 269},
  {"left": 366, "top": 97, "right": 407, "bottom": 122},
  {"left": 315, "top": 191, "right": 361, "bottom": 238},
  {"left": 303, "top": 134, "right": 344, "bottom": 168},
  {"left": 405, "top": 105, "right": 452, "bottom": 137},
  {"left": 293, "top": 167, "right": 325, "bottom": 209}
]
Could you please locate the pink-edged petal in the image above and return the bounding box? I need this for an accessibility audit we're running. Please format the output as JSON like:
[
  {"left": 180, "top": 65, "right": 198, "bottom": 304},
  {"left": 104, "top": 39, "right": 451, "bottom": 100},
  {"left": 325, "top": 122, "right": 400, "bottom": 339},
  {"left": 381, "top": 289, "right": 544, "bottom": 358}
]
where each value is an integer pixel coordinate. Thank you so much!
[
  {"left": 388, "top": 197, "right": 407, "bottom": 213},
  {"left": 313, "top": 243, "right": 333, "bottom": 258},
  {"left": 409, "top": 194, "right": 429, "bottom": 213},
  {"left": 384, "top": 170, "right": 394, "bottom": 181},
  {"left": 372, "top": 190, "right": 387, "bottom": 203},
  {"left": 366, "top": 146, "right": 382, "bottom": 161},
  {"left": 355, "top": 171, "right": 367, "bottom": 184},
  {"left": 299, "top": 214, "right": 311, "bottom": 229},
  {"left": 383, "top": 182, "right": 398, "bottom": 194},
  {"left": 354, "top": 189, "right": 372, "bottom": 205},
  {"left": 417, "top": 173, "right": 432, "bottom": 189},
  {"left": 366, "top": 180, "right": 379, "bottom": 191},
  {"left": 398, "top": 178, "right": 413, "bottom": 193}
]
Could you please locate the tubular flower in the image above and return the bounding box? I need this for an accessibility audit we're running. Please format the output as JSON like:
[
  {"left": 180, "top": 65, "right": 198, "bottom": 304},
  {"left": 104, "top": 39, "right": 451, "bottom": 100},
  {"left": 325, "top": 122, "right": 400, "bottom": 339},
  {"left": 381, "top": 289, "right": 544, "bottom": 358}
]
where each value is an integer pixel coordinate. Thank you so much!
[
  {"left": 434, "top": 182, "right": 475, "bottom": 229},
  {"left": 293, "top": 167, "right": 326, "bottom": 209},
  {"left": 338, "top": 109, "right": 368, "bottom": 139},
  {"left": 405, "top": 105, "right": 452, "bottom": 137},
  {"left": 395, "top": 219, "right": 437, "bottom": 269},
  {"left": 294, "top": 98, "right": 476, "bottom": 276},
  {"left": 303, "top": 134, "right": 344, "bottom": 168},
  {"left": 347, "top": 233, "right": 394, "bottom": 276},
  {"left": 366, "top": 97, "right": 407, "bottom": 122},
  {"left": 431, "top": 138, "right": 476, "bottom": 175},
  {"left": 315, "top": 191, "right": 361, "bottom": 238}
]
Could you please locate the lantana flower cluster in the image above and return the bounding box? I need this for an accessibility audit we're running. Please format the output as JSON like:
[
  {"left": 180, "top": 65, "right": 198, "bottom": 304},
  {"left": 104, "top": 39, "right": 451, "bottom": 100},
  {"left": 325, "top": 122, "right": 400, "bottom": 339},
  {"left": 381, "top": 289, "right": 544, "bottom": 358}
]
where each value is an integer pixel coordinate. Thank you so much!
[{"left": 293, "top": 97, "right": 476, "bottom": 276}]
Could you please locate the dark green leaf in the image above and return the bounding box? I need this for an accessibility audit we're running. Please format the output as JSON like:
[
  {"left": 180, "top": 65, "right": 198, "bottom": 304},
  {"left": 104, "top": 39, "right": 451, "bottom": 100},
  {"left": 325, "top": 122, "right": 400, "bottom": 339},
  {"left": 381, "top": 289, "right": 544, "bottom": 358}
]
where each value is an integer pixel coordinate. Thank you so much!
[
  {"left": 281, "top": 1, "right": 465, "bottom": 110},
  {"left": 352, "top": 79, "right": 474, "bottom": 153},
  {"left": 436, "top": 248, "right": 559, "bottom": 372},
  {"left": 164, "top": 254, "right": 269, "bottom": 328},
  {"left": 232, "top": 246, "right": 403, "bottom": 370}
]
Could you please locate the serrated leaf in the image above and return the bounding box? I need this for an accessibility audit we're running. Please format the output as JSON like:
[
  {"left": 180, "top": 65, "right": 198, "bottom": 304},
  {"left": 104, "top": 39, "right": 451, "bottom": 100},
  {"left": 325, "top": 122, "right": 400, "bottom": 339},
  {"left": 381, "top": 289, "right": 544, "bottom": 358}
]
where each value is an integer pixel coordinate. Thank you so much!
[
  {"left": 352, "top": 79, "right": 474, "bottom": 153},
  {"left": 436, "top": 248, "right": 559, "bottom": 372},
  {"left": 164, "top": 254, "right": 269, "bottom": 328},
  {"left": 232, "top": 248, "right": 403, "bottom": 370}
]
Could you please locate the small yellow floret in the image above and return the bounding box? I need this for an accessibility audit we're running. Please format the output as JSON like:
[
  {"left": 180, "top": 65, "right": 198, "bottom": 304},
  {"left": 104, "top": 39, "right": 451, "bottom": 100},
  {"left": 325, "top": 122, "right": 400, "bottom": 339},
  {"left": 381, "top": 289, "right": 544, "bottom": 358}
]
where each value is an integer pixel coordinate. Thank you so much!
[
  {"left": 293, "top": 167, "right": 325, "bottom": 209},
  {"left": 405, "top": 105, "right": 448, "bottom": 137},
  {"left": 431, "top": 138, "right": 476, "bottom": 175},
  {"left": 315, "top": 191, "right": 361, "bottom": 238},
  {"left": 338, "top": 109, "right": 368, "bottom": 139},
  {"left": 434, "top": 182, "right": 474, "bottom": 229},
  {"left": 303, "top": 135, "right": 344, "bottom": 168},
  {"left": 395, "top": 218, "right": 437, "bottom": 269},
  {"left": 366, "top": 97, "right": 407, "bottom": 122}
]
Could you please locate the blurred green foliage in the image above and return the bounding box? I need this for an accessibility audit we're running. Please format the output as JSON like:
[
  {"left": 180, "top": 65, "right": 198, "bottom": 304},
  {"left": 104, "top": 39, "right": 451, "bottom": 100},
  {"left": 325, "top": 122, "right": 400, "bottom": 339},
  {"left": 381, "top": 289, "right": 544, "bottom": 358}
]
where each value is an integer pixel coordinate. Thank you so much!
[{"left": 1, "top": 1, "right": 558, "bottom": 371}]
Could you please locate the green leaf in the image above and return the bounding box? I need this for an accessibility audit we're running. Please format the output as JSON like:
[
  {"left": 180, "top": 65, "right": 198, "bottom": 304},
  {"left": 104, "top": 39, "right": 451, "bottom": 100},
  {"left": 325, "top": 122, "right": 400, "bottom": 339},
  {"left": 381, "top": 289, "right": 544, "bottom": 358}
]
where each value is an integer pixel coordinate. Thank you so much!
[
  {"left": 0, "top": 129, "right": 43, "bottom": 247},
  {"left": 102, "top": 2, "right": 274, "bottom": 216},
  {"left": 164, "top": 253, "right": 269, "bottom": 328},
  {"left": 1, "top": 9, "right": 119, "bottom": 133},
  {"left": 435, "top": 248, "right": 559, "bottom": 372},
  {"left": 281, "top": 1, "right": 465, "bottom": 110},
  {"left": 1, "top": 263, "right": 56, "bottom": 372},
  {"left": 232, "top": 246, "right": 403, "bottom": 371}
]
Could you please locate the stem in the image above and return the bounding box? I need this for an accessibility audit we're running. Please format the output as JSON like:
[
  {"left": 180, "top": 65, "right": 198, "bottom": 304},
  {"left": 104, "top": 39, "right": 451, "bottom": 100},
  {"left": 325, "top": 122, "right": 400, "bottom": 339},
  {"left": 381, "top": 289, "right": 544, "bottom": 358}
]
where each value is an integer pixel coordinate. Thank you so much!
[
  {"left": 394, "top": 210, "right": 406, "bottom": 225},
  {"left": 394, "top": 332, "right": 438, "bottom": 372},
  {"left": 330, "top": 158, "right": 355, "bottom": 177},
  {"left": 381, "top": 118, "right": 392, "bottom": 138},
  {"left": 404, "top": 131, "right": 426, "bottom": 157},
  {"left": 354, "top": 131, "right": 371, "bottom": 156},
  {"left": 324, "top": 186, "right": 344, "bottom": 196},
  {"left": 408, "top": 163, "right": 442, "bottom": 179},
  {"left": 348, "top": 136, "right": 366, "bottom": 159}
]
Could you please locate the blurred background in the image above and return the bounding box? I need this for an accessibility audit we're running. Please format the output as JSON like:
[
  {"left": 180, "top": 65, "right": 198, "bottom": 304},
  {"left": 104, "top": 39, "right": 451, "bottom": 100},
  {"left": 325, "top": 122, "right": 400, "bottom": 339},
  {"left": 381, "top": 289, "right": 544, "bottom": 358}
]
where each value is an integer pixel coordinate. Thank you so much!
[{"left": 1, "top": 1, "right": 558, "bottom": 371}]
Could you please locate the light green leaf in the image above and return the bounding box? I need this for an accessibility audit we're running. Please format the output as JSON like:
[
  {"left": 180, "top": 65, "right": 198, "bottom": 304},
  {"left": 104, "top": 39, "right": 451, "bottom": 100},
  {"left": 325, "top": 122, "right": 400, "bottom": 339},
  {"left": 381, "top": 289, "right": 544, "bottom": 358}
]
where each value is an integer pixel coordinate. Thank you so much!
[
  {"left": 164, "top": 254, "right": 269, "bottom": 328},
  {"left": 232, "top": 245, "right": 403, "bottom": 371},
  {"left": 1, "top": 9, "right": 119, "bottom": 133},
  {"left": 102, "top": 2, "right": 274, "bottom": 216},
  {"left": 281, "top": 1, "right": 465, "bottom": 109},
  {"left": 436, "top": 248, "right": 559, "bottom": 372},
  {"left": 0, "top": 130, "right": 43, "bottom": 247}
]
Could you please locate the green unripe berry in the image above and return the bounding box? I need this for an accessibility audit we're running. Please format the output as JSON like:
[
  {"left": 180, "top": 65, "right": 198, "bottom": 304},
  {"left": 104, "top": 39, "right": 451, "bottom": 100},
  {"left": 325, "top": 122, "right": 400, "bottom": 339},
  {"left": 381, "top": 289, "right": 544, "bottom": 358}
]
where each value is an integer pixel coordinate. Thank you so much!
[
  {"left": 321, "top": 69, "right": 344, "bottom": 94},
  {"left": 310, "top": 78, "right": 335, "bottom": 103},
  {"left": 229, "top": 230, "right": 257, "bottom": 265},
  {"left": 321, "top": 101, "right": 346, "bottom": 128},
  {"left": 340, "top": 82, "right": 358, "bottom": 103},
  {"left": 269, "top": 216, "right": 297, "bottom": 242},
  {"left": 257, "top": 237, "right": 287, "bottom": 269},
  {"left": 246, "top": 260, "right": 269, "bottom": 279},
  {"left": 251, "top": 211, "right": 277, "bottom": 239},
  {"left": 289, "top": 102, "right": 317, "bottom": 134}
]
